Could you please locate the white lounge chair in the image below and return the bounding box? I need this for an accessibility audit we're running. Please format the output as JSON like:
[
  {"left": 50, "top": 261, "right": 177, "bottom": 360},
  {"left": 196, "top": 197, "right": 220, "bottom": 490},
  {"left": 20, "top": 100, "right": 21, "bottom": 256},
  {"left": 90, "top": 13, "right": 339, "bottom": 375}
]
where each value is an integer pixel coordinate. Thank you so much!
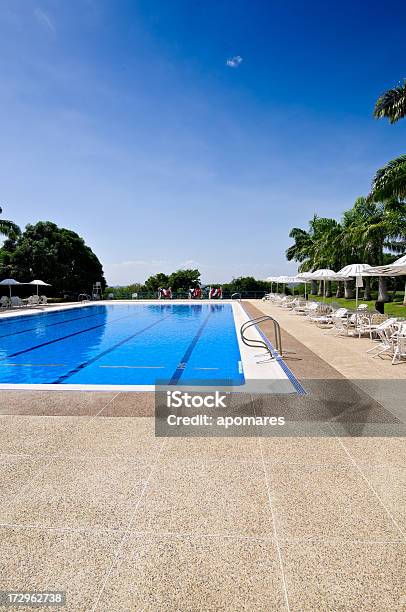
[
  {"left": 392, "top": 324, "right": 406, "bottom": 364},
  {"left": 1, "top": 296, "right": 10, "bottom": 309},
  {"left": 27, "top": 295, "right": 40, "bottom": 306},
  {"left": 39, "top": 295, "right": 48, "bottom": 305},
  {"left": 326, "top": 308, "right": 350, "bottom": 335},
  {"left": 300, "top": 302, "right": 318, "bottom": 317},
  {"left": 366, "top": 319, "right": 399, "bottom": 357},
  {"left": 308, "top": 303, "right": 333, "bottom": 324},
  {"left": 291, "top": 299, "right": 308, "bottom": 313},
  {"left": 359, "top": 313, "right": 389, "bottom": 340},
  {"left": 11, "top": 296, "right": 23, "bottom": 307}
]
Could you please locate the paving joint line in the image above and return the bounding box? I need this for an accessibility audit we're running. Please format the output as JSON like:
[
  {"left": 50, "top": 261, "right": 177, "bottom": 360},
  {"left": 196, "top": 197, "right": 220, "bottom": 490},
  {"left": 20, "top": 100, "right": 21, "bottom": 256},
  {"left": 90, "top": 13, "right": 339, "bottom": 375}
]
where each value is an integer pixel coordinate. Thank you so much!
[
  {"left": 90, "top": 437, "right": 168, "bottom": 611},
  {"left": 0, "top": 393, "right": 121, "bottom": 512},
  {"left": 331, "top": 426, "right": 406, "bottom": 542},
  {"left": 252, "top": 394, "right": 291, "bottom": 612},
  {"left": 0, "top": 522, "right": 404, "bottom": 546}
]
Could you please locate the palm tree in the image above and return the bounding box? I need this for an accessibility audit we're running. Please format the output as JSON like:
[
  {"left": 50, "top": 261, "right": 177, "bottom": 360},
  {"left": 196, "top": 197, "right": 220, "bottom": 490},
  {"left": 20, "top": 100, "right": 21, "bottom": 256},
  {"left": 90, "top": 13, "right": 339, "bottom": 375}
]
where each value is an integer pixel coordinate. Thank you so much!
[
  {"left": 368, "top": 155, "right": 406, "bottom": 203},
  {"left": 345, "top": 197, "right": 406, "bottom": 302},
  {"left": 371, "top": 80, "right": 406, "bottom": 303},
  {"left": 0, "top": 206, "right": 20, "bottom": 240},
  {"left": 370, "top": 80, "right": 406, "bottom": 203},
  {"left": 286, "top": 222, "right": 317, "bottom": 294},
  {"left": 341, "top": 197, "right": 389, "bottom": 299},
  {"left": 373, "top": 79, "right": 406, "bottom": 124},
  {"left": 286, "top": 216, "right": 345, "bottom": 296}
]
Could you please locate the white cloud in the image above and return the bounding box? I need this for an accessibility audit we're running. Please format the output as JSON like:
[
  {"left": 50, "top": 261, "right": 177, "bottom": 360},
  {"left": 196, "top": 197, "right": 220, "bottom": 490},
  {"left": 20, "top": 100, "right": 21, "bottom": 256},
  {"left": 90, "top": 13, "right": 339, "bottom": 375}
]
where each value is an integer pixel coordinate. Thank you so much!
[
  {"left": 34, "top": 8, "right": 56, "bottom": 33},
  {"left": 226, "top": 55, "right": 243, "bottom": 68}
]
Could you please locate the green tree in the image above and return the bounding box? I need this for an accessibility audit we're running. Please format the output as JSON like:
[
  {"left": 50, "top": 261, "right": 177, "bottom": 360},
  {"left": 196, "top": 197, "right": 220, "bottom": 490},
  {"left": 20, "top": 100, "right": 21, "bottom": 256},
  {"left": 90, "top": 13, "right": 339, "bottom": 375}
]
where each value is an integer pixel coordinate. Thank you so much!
[
  {"left": 167, "top": 269, "right": 201, "bottom": 291},
  {"left": 144, "top": 273, "right": 169, "bottom": 291},
  {"left": 369, "top": 79, "right": 406, "bottom": 203},
  {"left": 369, "top": 155, "right": 406, "bottom": 203},
  {"left": 222, "top": 277, "right": 269, "bottom": 295},
  {"left": 0, "top": 206, "right": 21, "bottom": 240},
  {"left": 374, "top": 79, "right": 406, "bottom": 124},
  {"left": 286, "top": 215, "right": 345, "bottom": 296},
  {"left": 8, "top": 221, "right": 105, "bottom": 296},
  {"left": 336, "top": 197, "right": 405, "bottom": 302}
]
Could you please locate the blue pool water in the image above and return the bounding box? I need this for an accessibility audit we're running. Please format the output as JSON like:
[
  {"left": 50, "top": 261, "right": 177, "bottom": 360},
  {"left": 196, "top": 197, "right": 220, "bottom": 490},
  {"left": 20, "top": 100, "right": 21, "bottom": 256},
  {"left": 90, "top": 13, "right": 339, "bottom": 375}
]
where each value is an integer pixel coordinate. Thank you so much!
[{"left": 0, "top": 304, "right": 244, "bottom": 386}]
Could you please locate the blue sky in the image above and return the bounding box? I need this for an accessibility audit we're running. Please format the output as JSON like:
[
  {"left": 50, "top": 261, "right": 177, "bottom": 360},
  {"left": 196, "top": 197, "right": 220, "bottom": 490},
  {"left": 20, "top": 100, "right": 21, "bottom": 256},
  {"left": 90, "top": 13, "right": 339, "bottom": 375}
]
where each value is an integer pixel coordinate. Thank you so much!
[{"left": 1, "top": 0, "right": 405, "bottom": 285}]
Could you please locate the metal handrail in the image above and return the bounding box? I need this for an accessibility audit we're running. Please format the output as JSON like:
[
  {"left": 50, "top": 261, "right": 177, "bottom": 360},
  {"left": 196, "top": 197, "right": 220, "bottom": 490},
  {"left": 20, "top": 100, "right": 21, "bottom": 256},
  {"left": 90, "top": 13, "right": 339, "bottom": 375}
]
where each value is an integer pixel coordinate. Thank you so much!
[{"left": 240, "top": 315, "right": 283, "bottom": 358}]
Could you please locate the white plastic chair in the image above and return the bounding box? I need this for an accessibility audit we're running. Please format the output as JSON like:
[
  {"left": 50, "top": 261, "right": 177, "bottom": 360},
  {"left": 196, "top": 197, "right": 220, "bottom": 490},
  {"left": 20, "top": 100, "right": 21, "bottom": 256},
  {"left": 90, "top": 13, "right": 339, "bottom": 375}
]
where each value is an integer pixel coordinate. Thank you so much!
[
  {"left": 392, "top": 323, "right": 406, "bottom": 364},
  {"left": 11, "top": 296, "right": 23, "bottom": 307},
  {"left": 300, "top": 302, "right": 318, "bottom": 317},
  {"left": 308, "top": 303, "right": 333, "bottom": 324},
  {"left": 367, "top": 320, "right": 399, "bottom": 357}
]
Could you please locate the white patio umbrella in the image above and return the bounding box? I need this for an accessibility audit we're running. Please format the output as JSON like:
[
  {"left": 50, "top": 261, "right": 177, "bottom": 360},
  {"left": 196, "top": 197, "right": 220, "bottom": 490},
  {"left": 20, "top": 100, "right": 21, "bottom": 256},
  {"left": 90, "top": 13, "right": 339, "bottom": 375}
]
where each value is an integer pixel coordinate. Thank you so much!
[
  {"left": 364, "top": 255, "right": 406, "bottom": 306},
  {"left": 275, "top": 275, "right": 302, "bottom": 295},
  {"left": 275, "top": 275, "right": 292, "bottom": 294},
  {"left": 295, "top": 271, "right": 314, "bottom": 299},
  {"left": 303, "top": 269, "right": 348, "bottom": 300},
  {"left": 266, "top": 276, "right": 278, "bottom": 292},
  {"left": 337, "top": 263, "right": 372, "bottom": 309},
  {"left": 366, "top": 254, "right": 406, "bottom": 276},
  {"left": 286, "top": 276, "right": 305, "bottom": 296},
  {"left": 28, "top": 279, "right": 51, "bottom": 296},
  {"left": 0, "top": 278, "right": 22, "bottom": 298}
]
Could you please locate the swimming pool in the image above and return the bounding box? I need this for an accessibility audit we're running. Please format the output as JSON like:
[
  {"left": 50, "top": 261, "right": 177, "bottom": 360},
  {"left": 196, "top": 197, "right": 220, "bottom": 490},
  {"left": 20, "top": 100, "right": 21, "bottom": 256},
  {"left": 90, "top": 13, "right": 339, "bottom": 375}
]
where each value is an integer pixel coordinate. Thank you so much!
[{"left": 0, "top": 303, "right": 245, "bottom": 387}]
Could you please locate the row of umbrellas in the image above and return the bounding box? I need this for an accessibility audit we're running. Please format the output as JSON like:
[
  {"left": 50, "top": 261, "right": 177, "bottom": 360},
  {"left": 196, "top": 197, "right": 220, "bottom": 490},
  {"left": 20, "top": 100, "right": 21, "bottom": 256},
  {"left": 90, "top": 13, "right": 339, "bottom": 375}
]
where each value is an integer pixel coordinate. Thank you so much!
[
  {"left": 0, "top": 279, "right": 51, "bottom": 298},
  {"left": 267, "top": 255, "right": 406, "bottom": 308}
]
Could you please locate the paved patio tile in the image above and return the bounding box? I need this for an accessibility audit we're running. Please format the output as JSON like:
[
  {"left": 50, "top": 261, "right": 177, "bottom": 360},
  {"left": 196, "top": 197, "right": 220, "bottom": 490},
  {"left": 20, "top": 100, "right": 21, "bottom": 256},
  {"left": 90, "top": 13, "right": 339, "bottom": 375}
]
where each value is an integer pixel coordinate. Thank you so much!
[
  {"left": 0, "top": 455, "right": 42, "bottom": 498},
  {"left": 0, "top": 416, "right": 78, "bottom": 455},
  {"left": 265, "top": 464, "right": 401, "bottom": 541},
  {"left": 339, "top": 436, "right": 406, "bottom": 467},
  {"left": 0, "top": 526, "right": 121, "bottom": 612},
  {"left": 1, "top": 457, "right": 151, "bottom": 530},
  {"left": 131, "top": 460, "right": 273, "bottom": 537},
  {"left": 259, "top": 436, "right": 351, "bottom": 466},
  {"left": 96, "top": 534, "right": 287, "bottom": 611},
  {"left": 362, "top": 465, "right": 406, "bottom": 535},
  {"left": 160, "top": 437, "right": 262, "bottom": 463},
  {"left": 0, "top": 391, "right": 117, "bottom": 416},
  {"left": 280, "top": 540, "right": 406, "bottom": 611},
  {"left": 62, "top": 416, "right": 162, "bottom": 459},
  {"left": 99, "top": 392, "right": 155, "bottom": 417}
]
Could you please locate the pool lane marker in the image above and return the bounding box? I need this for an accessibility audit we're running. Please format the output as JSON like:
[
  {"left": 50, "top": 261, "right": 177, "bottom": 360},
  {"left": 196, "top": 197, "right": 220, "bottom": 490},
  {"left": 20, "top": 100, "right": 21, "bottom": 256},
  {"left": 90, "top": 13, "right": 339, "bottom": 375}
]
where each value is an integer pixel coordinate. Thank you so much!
[
  {"left": 0, "top": 363, "right": 66, "bottom": 367},
  {"left": 99, "top": 365, "right": 164, "bottom": 369},
  {"left": 53, "top": 313, "right": 173, "bottom": 383},
  {"left": 0, "top": 303, "right": 100, "bottom": 328},
  {"left": 168, "top": 309, "right": 213, "bottom": 385},
  {"left": 0, "top": 311, "right": 143, "bottom": 363},
  {"left": 0, "top": 307, "right": 109, "bottom": 340}
]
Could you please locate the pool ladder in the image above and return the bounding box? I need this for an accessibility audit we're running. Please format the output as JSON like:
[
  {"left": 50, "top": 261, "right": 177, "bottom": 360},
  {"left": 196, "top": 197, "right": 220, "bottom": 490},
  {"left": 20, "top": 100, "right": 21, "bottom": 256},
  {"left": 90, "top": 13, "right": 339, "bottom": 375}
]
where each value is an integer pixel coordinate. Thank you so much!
[{"left": 240, "top": 315, "right": 283, "bottom": 363}]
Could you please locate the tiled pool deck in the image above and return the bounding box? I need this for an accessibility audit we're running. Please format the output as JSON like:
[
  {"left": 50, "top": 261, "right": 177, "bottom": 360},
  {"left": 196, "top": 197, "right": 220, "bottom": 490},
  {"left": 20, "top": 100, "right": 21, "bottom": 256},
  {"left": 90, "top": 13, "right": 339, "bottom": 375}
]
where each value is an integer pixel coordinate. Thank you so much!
[{"left": 0, "top": 300, "right": 405, "bottom": 610}]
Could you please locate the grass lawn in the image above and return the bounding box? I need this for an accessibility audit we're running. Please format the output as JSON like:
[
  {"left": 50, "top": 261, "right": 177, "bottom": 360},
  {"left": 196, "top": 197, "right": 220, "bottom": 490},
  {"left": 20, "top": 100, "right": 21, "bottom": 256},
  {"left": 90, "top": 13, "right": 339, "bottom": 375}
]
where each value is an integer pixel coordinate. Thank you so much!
[{"left": 301, "top": 295, "right": 406, "bottom": 317}]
